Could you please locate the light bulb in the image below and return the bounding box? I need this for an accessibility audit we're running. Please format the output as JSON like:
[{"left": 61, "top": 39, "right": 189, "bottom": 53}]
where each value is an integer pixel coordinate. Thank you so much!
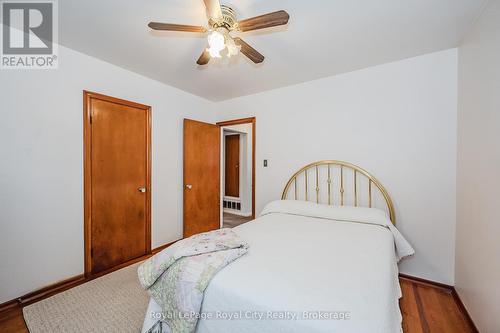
[
  {"left": 225, "top": 36, "right": 241, "bottom": 57},
  {"left": 207, "top": 30, "right": 225, "bottom": 58}
]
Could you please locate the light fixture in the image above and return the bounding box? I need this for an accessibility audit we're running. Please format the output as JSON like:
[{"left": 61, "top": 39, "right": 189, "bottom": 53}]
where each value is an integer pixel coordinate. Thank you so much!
[
  {"left": 206, "top": 29, "right": 241, "bottom": 59},
  {"left": 148, "top": 1, "right": 290, "bottom": 65},
  {"left": 206, "top": 30, "right": 225, "bottom": 58},
  {"left": 225, "top": 35, "right": 241, "bottom": 58}
]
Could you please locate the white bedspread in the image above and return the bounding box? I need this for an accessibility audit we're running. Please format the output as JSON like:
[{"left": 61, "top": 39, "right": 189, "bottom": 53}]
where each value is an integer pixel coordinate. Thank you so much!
[{"left": 143, "top": 200, "right": 414, "bottom": 333}]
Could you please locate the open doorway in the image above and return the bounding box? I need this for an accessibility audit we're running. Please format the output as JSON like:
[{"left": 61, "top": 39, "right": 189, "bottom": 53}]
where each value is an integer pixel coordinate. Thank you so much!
[{"left": 217, "top": 118, "right": 255, "bottom": 229}]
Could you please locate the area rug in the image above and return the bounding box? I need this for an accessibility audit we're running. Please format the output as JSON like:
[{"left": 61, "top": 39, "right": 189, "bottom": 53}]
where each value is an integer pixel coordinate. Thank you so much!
[{"left": 23, "top": 263, "right": 149, "bottom": 333}]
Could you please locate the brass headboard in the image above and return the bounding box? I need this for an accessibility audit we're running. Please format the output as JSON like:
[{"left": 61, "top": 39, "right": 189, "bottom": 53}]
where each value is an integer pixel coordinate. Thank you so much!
[{"left": 281, "top": 160, "right": 396, "bottom": 224}]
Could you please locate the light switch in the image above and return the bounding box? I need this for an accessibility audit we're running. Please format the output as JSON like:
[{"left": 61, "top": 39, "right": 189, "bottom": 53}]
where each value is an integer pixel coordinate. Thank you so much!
[{"left": 263, "top": 159, "right": 268, "bottom": 167}]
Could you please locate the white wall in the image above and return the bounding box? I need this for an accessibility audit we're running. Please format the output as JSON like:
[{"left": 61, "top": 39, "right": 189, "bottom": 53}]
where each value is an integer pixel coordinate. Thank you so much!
[
  {"left": 216, "top": 49, "right": 458, "bottom": 284},
  {"left": 0, "top": 45, "right": 215, "bottom": 303},
  {"left": 456, "top": 1, "right": 500, "bottom": 331}
]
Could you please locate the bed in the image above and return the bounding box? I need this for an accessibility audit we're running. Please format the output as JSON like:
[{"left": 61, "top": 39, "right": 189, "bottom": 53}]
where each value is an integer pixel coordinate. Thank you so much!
[{"left": 142, "top": 160, "right": 414, "bottom": 333}]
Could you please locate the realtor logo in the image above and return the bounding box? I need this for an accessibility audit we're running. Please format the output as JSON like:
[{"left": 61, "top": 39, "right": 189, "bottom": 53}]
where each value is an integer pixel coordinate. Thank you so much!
[{"left": 1, "top": 0, "right": 58, "bottom": 69}]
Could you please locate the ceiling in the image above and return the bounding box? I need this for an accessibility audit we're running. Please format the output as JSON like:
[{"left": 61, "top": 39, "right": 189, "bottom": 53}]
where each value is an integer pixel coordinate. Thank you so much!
[{"left": 59, "top": 0, "right": 487, "bottom": 101}]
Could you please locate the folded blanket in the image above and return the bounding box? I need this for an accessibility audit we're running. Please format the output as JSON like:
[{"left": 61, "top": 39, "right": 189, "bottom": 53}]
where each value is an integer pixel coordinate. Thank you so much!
[{"left": 138, "top": 228, "right": 249, "bottom": 333}]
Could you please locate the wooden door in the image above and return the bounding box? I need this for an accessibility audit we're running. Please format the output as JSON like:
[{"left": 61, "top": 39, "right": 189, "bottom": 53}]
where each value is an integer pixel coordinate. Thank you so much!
[
  {"left": 84, "top": 92, "right": 151, "bottom": 276},
  {"left": 183, "top": 119, "right": 220, "bottom": 238},
  {"left": 225, "top": 135, "right": 240, "bottom": 197}
]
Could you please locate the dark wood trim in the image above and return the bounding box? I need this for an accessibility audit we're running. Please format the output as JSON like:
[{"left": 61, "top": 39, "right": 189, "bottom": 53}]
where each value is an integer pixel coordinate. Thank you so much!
[
  {"left": 399, "top": 273, "right": 454, "bottom": 292},
  {"left": 152, "top": 240, "right": 178, "bottom": 255},
  {"left": 0, "top": 300, "right": 19, "bottom": 314},
  {"left": 0, "top": 275, "right": 85, "bottom": 314},
  {"left": 19, "top": 275, "right": 85, "bottom": 306},
  {"left": 217, "top": 117, "right": 256, "bottom": 219},
  {"left": 216, "top": 117, "right": 256, "bottom": 127},
  {"left": 145, "top": 99, "right": 152, "bottom": 260},
  {"left": 83, "top": 91, "right": 152, "bottom": 279},
  {"left": 399, "top": 273, "right": 479, "bottom": 333},
  {"left": 83, "top": 91, "right": 92, "bottom": 277},
  {"left": 0, "top": 241, "right": 177, "bottom": 315},
  {"left": 84, "top": 91, "right": 154, "bottom": 110}
]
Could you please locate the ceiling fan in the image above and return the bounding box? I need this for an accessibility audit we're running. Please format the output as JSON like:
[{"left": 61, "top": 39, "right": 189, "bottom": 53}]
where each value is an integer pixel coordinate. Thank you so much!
[{"left": 148, "top": 0, "right": 290, "bottom": 65}]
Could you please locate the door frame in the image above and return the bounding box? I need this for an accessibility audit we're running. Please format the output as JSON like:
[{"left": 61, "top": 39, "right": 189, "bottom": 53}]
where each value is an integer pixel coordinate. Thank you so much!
[
  {"left": 83, "top": 91, "right": 152, "bottom": 278},
  {"left": 217, "top": 117, "right": 256, "bottom": 219}
]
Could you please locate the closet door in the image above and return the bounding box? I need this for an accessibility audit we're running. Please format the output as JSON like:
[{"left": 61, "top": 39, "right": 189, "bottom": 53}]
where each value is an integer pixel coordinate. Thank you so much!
[{"left": 84, "top": 91, "right": 151, "bottom": 276}]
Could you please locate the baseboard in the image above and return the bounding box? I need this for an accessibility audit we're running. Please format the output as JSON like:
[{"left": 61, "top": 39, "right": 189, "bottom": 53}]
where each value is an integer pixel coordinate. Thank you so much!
[
  {"left": 152, "top": 240, "right": 178, "bottom": 254},
  {"left": 0, "top": 274, "right": 85, "bottom": 314},
  {"left": 0, "top": 300, "right": 18, "bottom": 313},
  {"left": 398, "top": 273, "right": 454, "bottom": 292},
  {"left": 0, "top": 241, "right": 176, "bottom": 315},
  {"left": 20, "top": 275, "right": 86, "bottom": 306},
  {"left": 399, "top": 273, "right": 479, "bottom": 332}
]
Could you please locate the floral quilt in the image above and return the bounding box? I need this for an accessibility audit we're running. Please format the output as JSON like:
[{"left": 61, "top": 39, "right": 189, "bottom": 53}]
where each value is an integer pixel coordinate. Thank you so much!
[{"left": 138, "top": 228, "right": 249, "bottom": 333}]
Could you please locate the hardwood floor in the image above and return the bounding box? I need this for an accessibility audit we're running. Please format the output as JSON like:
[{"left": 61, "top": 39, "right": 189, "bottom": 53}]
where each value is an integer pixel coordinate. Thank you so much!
[
  {"left": 223, "top": 212, "right": 253, "bottom": 228},
  {"left": 399, "top": 279, "right": 477, "bottom": 333},
  {"left": 0, "top": 307, "right": 28, "bottom": 333},
  {"left": 0, "top": 277, "right": 476, "bottom": 333}
]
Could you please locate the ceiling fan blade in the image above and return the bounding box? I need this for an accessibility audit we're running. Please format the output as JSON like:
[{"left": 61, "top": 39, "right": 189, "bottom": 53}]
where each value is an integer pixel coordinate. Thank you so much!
[
  {"left": 238, "top": 10, "right": 290, "bottom": 32},
  {"left": 148, "top": 22, "right": 206, "bottom": 33},
  {"left": 197, "top": 50, "right": 210, "bottom": 65},
  {"left": 203, "top": 0, "right": 223, "bottom": 20},
  {"left": 233, "top": 38, "right": 264, "bottom": 64}
]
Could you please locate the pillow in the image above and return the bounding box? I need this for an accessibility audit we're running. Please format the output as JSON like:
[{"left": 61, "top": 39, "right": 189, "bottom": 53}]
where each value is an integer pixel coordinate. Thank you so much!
[
  {"left": 260, "top": 200, "right": 415, "bottom": 261},
  {"left": 260, "top": 199, "right": 391, "bottom": 227}
]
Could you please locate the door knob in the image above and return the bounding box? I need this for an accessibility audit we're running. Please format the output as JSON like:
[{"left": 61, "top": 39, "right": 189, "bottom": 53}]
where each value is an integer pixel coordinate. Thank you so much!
[
  {"left": 138, "top": 187, "right": 147, "bottom": 193},
  {"left": 185, "top": 184, "right": 193, "bottom": 190}
]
